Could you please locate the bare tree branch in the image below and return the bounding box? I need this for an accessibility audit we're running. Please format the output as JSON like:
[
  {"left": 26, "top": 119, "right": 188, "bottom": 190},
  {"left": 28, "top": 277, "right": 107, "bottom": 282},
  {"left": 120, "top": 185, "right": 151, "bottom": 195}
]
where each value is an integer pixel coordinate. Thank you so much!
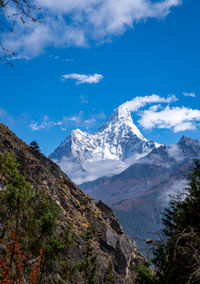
[{"left": 0, "top": 0, "right": 39, "bottom": 65}]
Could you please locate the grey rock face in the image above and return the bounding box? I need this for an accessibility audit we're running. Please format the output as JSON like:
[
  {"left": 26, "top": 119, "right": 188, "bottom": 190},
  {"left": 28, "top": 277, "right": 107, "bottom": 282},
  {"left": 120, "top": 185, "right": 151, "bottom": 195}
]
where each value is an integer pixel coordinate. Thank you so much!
[{"left": 96, "top": 200, "right": 140, "bottom": 277}]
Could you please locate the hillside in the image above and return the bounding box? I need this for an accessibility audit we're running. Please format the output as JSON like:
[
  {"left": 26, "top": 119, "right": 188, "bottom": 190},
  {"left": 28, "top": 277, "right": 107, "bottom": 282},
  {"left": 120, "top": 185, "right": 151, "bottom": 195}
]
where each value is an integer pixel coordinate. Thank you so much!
[{"left": 0, "top": 123, "right": 143, "bottom": 283}]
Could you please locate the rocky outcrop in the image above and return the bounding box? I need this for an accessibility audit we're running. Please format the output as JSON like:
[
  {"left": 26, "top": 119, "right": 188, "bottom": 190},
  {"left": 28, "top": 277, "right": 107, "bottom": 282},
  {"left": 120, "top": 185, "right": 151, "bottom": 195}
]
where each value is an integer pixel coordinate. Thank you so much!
[
  {"left": 0, "top": 123, "right": 143, "bottom": 283},
  {"left": 96, "top": 201, "right": 141, "bottom": 278}
]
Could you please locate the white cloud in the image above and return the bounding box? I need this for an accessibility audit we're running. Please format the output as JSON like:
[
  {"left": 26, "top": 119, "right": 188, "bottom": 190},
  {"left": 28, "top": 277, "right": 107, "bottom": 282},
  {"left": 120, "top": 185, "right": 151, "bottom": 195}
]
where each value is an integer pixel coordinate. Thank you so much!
[
  {"left": 159, "top": 178, "right": 188, "bottom": 207},
  {"left": 167, "top": 144, "right": 183, "bottom": 161},
  {"left": 29, "top": 121, "right": 62, "bottom": 131},
  {"left": 38, "top": 0, "right": 181, "bottom": 38},
  {"left": 62, "top": 111, "right": 102, "bottom": 128},
  {"left": 138, "top": 106, "right": 200, "bottom": 132},
  {"left": 58, "top": 156, "right": 128, "bottom": 184},
  {"left": 2, "top": 0, "right": 181, "bottom": 56},
  {"left": 148, "top": 104, "right": 163, "bottom": 112},
  {"left": 62, "top": 111, "right": 84, "bottom": 125},
  {"left": 49, "top": 55, "right": 74, "bottom": 62},
  {"left": 62, "top": 73, "right": 103, "bottom": 85},
  {"left": 10, "top": 55, "right": 31, "bottom": 61},
  {"left": 29, "top": 110, "right": 106, "bottom": 131},
  {"left": 3, "top": 18, "right": 87, "bottom": 57},
  {"left": 121, "top": 94, "right": 177, "bottom": 112},
  {"left": 29, "top": 115, "right": 63, "bottom": 131},
  {"left": 183, "top": 92, "right": 196, "bottom": 98}
]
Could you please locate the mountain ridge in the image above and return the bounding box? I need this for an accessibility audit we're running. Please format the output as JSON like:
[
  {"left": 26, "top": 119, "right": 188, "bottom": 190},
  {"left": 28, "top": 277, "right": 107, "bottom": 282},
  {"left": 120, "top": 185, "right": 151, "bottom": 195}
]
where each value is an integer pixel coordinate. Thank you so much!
[
  {"left": 81, "top": 135, "right": 200, "bottom": 204},
  {"left": 80, "top": 134, "right": 200, "bottom": 252}
]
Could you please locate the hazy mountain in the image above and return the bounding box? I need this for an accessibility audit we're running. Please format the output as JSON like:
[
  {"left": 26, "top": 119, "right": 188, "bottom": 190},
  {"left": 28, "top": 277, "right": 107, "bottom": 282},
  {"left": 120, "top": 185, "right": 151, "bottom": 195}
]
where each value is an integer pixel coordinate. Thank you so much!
[
  {"left": 81, "top": 135, "right": 200, "bottom": 251},
  {"left": 50, "top": 106, "right": 160, "bottom": 184},
  {"left": 81, "top": 136, "right": 200, "bottom": 205}
]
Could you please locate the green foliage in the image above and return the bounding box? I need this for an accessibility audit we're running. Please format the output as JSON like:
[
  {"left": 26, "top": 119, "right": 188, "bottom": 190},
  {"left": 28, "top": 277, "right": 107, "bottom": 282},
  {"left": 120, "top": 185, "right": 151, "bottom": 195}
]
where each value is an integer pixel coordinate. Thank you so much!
[
  {"left": 104, "top": 260, "right": 115, "bottom": 284},
  {"left": 17, "top": 150, "right": 27, "bottom": 172},
  {"left": 64, "top": 223, "right": 76, "bottom": 247},
  {"left": 0, "top": 150, "right": 119, "bottom": 283},
  {"left": 136, "top": 261, "right": 156, "bottom": 284},
  {"left": 0, "top": 151, "right": 33, "bottom": 234},
  {"left": 81, "top": 224, "right": 99, "bottom": 284},
  {"left": 0, "top": 151, "right": 78, "bottom": 282},
  {"left": 84, "top": 221, "right": 96, "bottom": 241},
  {"left": 59, "top": 260, "right": 81, "bottom": 283},
  {"left": 151, "top": 160, "right": 200, "bottom": 284}
]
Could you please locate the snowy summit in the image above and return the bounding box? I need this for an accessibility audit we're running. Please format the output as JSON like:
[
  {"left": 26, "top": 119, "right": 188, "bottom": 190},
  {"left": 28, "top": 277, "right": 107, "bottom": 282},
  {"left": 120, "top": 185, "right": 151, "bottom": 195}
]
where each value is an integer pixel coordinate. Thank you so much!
[{"left": 50, "top": 106, "right": 161, "bottom": 184}]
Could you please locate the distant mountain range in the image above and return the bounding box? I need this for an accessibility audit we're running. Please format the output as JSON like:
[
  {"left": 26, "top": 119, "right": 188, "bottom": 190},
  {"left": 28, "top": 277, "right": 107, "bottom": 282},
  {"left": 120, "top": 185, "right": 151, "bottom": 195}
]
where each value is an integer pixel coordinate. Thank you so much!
[
  {"left": 81, "top": 135, "right": 200, "bottom": 205},
  {"left": 81, "top": 135, "right": 200, "bottom": 251},
  {"left": 50, "top": 107, "right": 200, "bottom": 251}
]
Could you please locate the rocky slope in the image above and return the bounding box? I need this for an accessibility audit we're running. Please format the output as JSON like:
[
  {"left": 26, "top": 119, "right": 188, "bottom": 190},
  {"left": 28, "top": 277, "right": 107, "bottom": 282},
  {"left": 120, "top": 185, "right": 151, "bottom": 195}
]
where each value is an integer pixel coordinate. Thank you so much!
[
  {"left": 50, "top": 106, "right": 160, "bottom": 184},
  {"left": 0, "top": 123, "right": 143, "bottom": 283}
]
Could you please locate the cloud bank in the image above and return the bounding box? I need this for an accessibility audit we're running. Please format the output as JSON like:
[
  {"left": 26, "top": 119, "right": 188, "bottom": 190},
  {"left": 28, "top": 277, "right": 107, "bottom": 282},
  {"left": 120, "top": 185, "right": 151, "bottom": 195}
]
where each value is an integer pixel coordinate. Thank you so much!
[
  {"left": 120, "top": 93, "right": 200, "bottom": 133},
  {"left": 138, "top": 106, "right": 200, "bottom": 133},
  {"left": 121, "top": 94, "right": 177, "bottom": 111},
  {"left": 62, "top": 73, "right": 103, "bottom": 85},
  {"left": 2, "top": 0, "right": 181, "bottom": 56},
  {"left": 29, "top": 115, "right": 63, "bottom": 131},
  {"left": 29, "top": 111, "right": 106, "bottom": 131}
]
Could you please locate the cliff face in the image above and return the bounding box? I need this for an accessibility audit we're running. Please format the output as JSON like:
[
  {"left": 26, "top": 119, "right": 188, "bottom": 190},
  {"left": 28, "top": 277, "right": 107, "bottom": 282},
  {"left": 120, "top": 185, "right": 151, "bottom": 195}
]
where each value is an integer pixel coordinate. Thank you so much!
[{"left": 0, "top": 123, "right": 143, "bottom": 283}]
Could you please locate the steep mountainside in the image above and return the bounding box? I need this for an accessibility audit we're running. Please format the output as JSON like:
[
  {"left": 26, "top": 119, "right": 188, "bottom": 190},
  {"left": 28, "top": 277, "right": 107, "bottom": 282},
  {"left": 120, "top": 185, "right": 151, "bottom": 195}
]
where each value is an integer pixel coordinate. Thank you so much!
[
  {"left": 50, "top": 106, "right": 160, "bottom": 184},
  {"left": 0, "top": 123, "right": 143, "bottom": 283}
]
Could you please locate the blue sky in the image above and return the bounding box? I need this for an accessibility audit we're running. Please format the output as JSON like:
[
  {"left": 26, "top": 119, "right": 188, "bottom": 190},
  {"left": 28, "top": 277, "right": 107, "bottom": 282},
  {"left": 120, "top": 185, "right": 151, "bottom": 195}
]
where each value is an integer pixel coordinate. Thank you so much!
[{"left": 0, "top": 0, "right": 200, "bottom": 155}]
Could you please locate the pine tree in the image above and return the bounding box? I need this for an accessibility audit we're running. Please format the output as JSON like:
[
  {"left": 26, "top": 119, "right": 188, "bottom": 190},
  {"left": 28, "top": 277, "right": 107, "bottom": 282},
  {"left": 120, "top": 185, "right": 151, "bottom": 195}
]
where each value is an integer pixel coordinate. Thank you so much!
[
  {"left": 81, "top": 223, "right": 99, "bottom": 284},
  {"left": 29, "top": 141, "right": 40, "bottom": 152},
  {"left": 0, "top": 151, "right": 74, "bottom": 282},
  {"left": 152, "top": 160, "right": 200, "bottom": 284}
]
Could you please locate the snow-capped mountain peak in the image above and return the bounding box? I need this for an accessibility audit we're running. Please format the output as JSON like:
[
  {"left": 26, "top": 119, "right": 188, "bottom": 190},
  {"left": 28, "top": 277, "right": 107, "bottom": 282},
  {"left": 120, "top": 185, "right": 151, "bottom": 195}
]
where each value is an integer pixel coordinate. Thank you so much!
[
  {"left": 98, "top": 106, "right": 147, "bottom": 141},
  {"left": 50, "top": 106, "right": 161, "bottom": 184},
  {"left": 99, "top": 106, "right": 132, "bottom": 128}
]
